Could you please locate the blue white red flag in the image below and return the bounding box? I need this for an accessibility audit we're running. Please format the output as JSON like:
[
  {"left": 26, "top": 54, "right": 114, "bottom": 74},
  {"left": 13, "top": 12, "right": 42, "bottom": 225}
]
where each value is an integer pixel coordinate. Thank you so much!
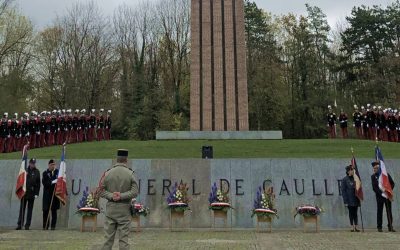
[
  {"left": 375, "top": 146, "right": 393, "bottom": 201},
  {"left": 55, "top": 145, "right": 67, "bottom": 205},
  {"left": 15, "top": 144, "right": 29, "bottom": 199}
]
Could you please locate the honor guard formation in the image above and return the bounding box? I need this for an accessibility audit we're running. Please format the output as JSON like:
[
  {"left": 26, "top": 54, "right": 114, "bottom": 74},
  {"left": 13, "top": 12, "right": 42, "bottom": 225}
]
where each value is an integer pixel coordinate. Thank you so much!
[
  {"left": 326, "top": 104, "right": 400, "bottom": 142},
  {"left": 0, "top": 109, "right": 112, "bottom": 153}
]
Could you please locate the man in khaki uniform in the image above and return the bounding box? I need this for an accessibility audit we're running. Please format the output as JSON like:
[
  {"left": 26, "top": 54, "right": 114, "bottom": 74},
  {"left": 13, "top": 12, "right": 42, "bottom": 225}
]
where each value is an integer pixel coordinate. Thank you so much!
[{"left": 100, "top": 149, "right": 138, "bottom": 250}]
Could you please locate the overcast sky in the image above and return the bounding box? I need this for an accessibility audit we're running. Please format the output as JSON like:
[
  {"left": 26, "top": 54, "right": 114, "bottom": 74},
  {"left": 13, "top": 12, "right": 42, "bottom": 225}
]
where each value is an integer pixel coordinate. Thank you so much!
[{"left": 15, "top": 0, "right": 395, "bottom": 30}]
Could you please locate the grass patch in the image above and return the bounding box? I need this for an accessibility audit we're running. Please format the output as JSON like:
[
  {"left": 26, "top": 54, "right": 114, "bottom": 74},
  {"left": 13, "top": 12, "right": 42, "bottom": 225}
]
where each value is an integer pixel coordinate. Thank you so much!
[{"left": 0, "top": 139, "right": 398, "bottom": 159}]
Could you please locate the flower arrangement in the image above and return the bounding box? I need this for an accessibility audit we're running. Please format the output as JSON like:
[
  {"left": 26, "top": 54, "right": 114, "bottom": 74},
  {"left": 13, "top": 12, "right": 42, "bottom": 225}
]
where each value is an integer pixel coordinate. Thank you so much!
[
  {"left": 130, "top": 199, "right": 150, "bottom": 217},
  {"left": 294, "top": 205, "right": 323, "bottom": 219},
  {"left": 208, "top": 182, "right": 232, "bottom": 212},
  {"left": 251, "top": 186, "right": 278, "bottom": 219},
  {"left": 166, "top": 182, "right": 190, "bottom": 212},
  {"left": 76, "top": 186, "right": 100, "bottom": 217}
]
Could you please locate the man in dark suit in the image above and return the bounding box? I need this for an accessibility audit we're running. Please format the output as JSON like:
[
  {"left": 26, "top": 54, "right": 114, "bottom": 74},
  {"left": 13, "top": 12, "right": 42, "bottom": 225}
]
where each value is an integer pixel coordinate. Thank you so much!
[
  {"left": 42, "top": 159, "right": 60, "bottom": 230},
  {"left": 371, "top": 161, "right": 395, "bottom": 232},
  {"left": 16, "top": 158, "right": 40, "bottom": 230}
]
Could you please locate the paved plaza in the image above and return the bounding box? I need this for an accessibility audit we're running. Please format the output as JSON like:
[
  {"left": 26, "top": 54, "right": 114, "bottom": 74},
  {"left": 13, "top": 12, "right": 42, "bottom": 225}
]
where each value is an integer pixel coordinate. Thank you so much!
[{"left": 0, "top": 229, "right": 399, "bottom": 250}]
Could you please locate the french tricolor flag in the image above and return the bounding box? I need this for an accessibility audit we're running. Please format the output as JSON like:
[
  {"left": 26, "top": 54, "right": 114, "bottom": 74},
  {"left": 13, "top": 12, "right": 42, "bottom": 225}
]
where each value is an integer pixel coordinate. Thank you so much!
[
  {"left": 55, "top": 145, "right": 67, "bottom": 205},
  {"left": 15, "top": 144, "right": 29, "bottom": 199},
  {"left": 375, "top": 146, "right": 393, "bottom": 201}
]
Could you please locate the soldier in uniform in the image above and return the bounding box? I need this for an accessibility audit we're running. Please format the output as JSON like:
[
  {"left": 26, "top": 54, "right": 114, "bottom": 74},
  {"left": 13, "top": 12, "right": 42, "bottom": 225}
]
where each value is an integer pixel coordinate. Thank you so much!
[
  {"left": 366, "top": 104, "right": 377, "bottom": 140},
  {"left": 16, "top": 158, "right": 40, "bottom": 230},
  {"left": 45, "top": 111, "right": 51, "bottom": 146},
  {"left": 361, "top": 106, "right": 368, "bottom": 139},
  {"left": 339, "top": 109, "right": 348, "bottom": 139},
  {"left": 9, "top": 113, "right": 21, "bottom": 152},
  {"left": 99, "top": 149, "right": 138, "bottom": 250},
  {"left": 49, "top": 110, "right": 58, "bottom": 146},
  {"left": 38, "top": 112, "right": 47, "bottom": 148},
  {"left": 20, "top": 113, "right": 30, "bottom": 150},
  {"left": 352, "top": 105, "right": 362, "bottom": 139},
  {"left": 376, "top": 107, "right": 387, "bottom": 141},
  {"left": 28, "top": 111, "right": 37, "bottom": 148},
  {"left": 0, "top": 112, "right": 10, "bottom": 153},
  {"left": 42, "top": 159, "right": 60, "bottom": 230},
  {"left": 58, "top": 110, "right": 66, "bottom": 145},
  {"left": 105, "top": 110, "right": 112, "bottom": 140},
  {"left": 387, "top": 110, "right": 398, "bottom": 142},
  {"left": 88, "top": 109, "right": 96, "bottom": 141},
  {"left": 66, "top": 109, "right": 73, "bottom": 143},
  {"left": 97, "top": 109, "right": 105, "bottom": 141},
  {"left": 71, "top": 109, "right": 80, "bottom": 143},
  {"left": 326, "top": 105, "right": 337, "bottom": 139},
  {"left": 79, "top": 109, "right": 87, "bottom": 142}
]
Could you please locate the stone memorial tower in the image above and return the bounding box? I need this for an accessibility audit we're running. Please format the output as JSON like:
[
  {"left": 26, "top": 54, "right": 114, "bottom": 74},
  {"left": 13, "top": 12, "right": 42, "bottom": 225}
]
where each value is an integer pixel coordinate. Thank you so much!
[{"left": 190, "top": 0, "right": 249, "bottom": 131}]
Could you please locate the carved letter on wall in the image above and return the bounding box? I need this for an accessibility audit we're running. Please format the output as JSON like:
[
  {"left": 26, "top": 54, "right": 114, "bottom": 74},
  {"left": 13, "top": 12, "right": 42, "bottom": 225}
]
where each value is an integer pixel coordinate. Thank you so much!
[
  {"left": 294, "top": 179, "right": 304, "bottom": 195},
  {"left": 235, "top": 179, "right": 244, "bottom": 195},
  {"left": 279, "top": 179, "right": 290, "bottom": 195},
  {"left": 162, "top": 179, "right": 171, "bottom": 195},
  {"left": 324, "top": 179, "right": 334, "bottom": 196},
  {"left": 148, "top": 179, "right": 156, "bottom": 195},
  {"left": 72, "top": 179, "right": 81, "bottom": 195},
  {"left": 312, "top": 179, "right": 321, "bottom": 196},
  {"left": 220, "top": 179, "right": 230, "bottom": 193}
]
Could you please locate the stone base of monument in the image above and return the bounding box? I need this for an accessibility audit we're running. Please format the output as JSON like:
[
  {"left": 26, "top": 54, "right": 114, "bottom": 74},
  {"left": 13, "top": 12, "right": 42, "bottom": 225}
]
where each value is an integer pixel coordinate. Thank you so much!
[
  {"left": 131, "top": 216, "right": 141, "bottom": 232},
  {"left": 170, "top": 210, "right": 187, "bottom": 231},
  {"left": 211, "top": 210, "right": 230, "bottom": 231},
  {"left": 156, "top": 131, "right": 283, "bottom": 140},
  {"left": 303, "top": 215, "right": 319, "bottom": 233},
  {"left": 256, "top": 216, "right": 273, "bottom": 233}
]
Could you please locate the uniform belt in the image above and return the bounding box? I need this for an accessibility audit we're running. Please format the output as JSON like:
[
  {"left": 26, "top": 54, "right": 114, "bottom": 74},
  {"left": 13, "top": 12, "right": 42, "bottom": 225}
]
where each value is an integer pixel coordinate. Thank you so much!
[{"left": 109, "top": 200, "right": 130, "bottom": 204}]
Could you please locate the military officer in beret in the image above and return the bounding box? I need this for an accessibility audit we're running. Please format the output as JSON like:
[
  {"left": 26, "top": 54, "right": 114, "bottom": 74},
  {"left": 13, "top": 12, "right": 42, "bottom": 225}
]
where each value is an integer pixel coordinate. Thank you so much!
[{"left": 100, "top": 149, "right": 138, "bottom": 250}]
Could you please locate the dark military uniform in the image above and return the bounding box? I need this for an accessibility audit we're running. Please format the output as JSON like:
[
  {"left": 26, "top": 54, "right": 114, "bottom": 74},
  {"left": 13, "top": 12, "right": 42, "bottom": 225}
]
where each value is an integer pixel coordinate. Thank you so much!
[
  {"left": 326, "top": 112, "right": 337, "bottom": 139},
  {"left": 17, "top": 163, "right": 40, "bottom": 229},
  {"left": 371, "top": 171, "right": 395, "bottom": 231},
  {"left": 353, "top": 111, "right": 362, "bottom": 139},
  {"left": 100, "top": 155, "right": 138, "bottom": 250},
  {"left": 0, "top": 116, "right": 9, "bottom": 153},
  {"left": 339, "top": 112, "right": 348, "bottom": 139},
  {"left": 366, "top": 110, "right": 376, "bottom": 140},
  {"left": 377, "top": 112, "right": 387, "bottom": 141},
  {"left": 387, "top": 114, "right": 398, "bottom": 142},
  {"left": 42, "top": 168, "right": 60, "bottom": 230},
  {"left": 105, "top": 114, "right": 111, "bottom": 140}
]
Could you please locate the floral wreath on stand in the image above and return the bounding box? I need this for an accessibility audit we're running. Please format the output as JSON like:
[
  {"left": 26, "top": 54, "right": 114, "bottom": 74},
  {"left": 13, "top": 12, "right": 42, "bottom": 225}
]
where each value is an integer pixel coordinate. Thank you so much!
[
  {"left": 208, "top": 182, "right": 232, "bottom": 212},
  {"left": 294, "top": 205, "right": 324, "bottom": 219},
  {"left": 166, "top": 182, "right": 191, "bottom": 212},
  {"left": 251, "top": 186, "right": 278, "bottom": 219},
  {"left": 76, "top": 186, "right": 100, "bottom": 217},
  {"left": 130, "top": 199, "right": 150, "bottom": 217}
]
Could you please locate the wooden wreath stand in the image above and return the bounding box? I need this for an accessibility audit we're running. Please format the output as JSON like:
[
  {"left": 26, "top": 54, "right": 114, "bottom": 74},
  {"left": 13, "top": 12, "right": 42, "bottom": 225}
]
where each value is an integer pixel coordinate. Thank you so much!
[
  {"left": 79, "top": 208, "right": 99, "bottom": 232},
  {"left": 303, "top": 215, "right": 319, "bottom": 233},
  {"left": 131, "top": 215, "right": 141, "bottom": 232},
  {"left": 80, "top": 215, "right": 98, "bottom": 232}
]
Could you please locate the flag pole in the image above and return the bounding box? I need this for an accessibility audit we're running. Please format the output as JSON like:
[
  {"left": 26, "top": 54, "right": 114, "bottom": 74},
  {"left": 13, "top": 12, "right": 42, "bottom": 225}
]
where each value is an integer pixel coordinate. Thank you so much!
[
  {"left": 351, "top": 147, "right": 364, "bottom": 232},
  {"left": 45, "top": 183, "right": 56, "bottom": 230}
]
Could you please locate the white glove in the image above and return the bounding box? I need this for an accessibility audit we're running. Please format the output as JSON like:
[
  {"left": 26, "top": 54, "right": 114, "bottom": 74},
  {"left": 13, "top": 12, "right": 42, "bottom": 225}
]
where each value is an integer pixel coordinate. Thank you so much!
[
  {"left": 26, "top": 132, "right": 30, "bottom": 136},
  {"left": 352, "top": 124, "right": 355, "bottom": 127},
  {"left": 51, "top": 179, "right": 57, "bottom": 184},
  {"left": 58, "top": 128, "right": 60, "bottom": 131},
  {"left": 34, "top": 195, "right": 38, "bottom": 199},
  {"left": 7, "top": 135, "right": 10, "bottom": 138},
  {"left": 37, "top": 132, "right": 40, "bottom": 135}
]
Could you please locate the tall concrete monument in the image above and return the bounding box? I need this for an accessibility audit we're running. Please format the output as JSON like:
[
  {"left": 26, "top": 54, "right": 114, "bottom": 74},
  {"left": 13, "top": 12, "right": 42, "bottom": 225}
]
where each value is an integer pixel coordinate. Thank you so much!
[{"left": 190, "top": 0, "right": 249, "bottom": 131}]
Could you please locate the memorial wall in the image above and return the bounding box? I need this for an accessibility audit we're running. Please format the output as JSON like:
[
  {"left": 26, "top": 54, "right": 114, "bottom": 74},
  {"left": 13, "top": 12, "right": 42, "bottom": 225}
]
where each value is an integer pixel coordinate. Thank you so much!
[{"left": 1, "top": 158, "right": 399, "bottom": 229}]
